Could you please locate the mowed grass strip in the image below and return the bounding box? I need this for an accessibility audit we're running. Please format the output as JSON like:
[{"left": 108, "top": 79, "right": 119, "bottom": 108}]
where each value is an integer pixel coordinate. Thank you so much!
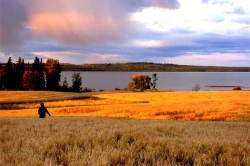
[{"left": 0, "top": 91, "right": 249, "bottom": 121}]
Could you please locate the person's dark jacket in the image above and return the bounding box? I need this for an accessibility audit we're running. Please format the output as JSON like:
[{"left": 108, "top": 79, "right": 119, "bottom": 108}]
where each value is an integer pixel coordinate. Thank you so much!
[{"left": 38, "top": 104, "right": 51, "bottom": 118}]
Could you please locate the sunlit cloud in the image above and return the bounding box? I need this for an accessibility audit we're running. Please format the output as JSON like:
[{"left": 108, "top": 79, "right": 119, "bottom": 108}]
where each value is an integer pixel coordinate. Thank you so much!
[
  {"left": 134, "top": 40, "right": 165, "bottom": 48},
  {"left": 166, "top": 53, "right": 250, "bottom": 66},
  {"left": 0, "top": 0, "right": 249, "bottom": 66}
]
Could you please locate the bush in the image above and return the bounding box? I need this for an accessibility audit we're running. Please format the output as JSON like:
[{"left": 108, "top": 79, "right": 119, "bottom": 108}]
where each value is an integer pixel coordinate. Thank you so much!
[
  {"left": 82, "top": 87, "right": 92, "bottom": 92},
  {"left": 192, "top": 84, "right": 201, "bottom": 91},
  {"left": 233, "top": 87, "right": 241, "bottom": 90}
]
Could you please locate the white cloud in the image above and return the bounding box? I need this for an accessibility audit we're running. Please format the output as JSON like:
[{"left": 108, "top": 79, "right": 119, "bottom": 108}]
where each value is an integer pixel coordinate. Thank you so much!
[
  {"left": 166, "top": 53, "right": 249, "bottom": 66},
  {"left": 133, "top": 40, "right": 165, "bottom": 47},
  {"left": 132, "top": 0, "right": 250, "bottom": 35}
]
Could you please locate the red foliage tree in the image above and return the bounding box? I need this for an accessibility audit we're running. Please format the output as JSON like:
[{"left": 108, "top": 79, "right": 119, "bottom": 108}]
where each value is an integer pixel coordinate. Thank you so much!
[
  {"left": 0, "top": 69, "right": 7, "bottom": 89},
  {"left": 22, "top": 71, "right": 39, "bottom": 90}
]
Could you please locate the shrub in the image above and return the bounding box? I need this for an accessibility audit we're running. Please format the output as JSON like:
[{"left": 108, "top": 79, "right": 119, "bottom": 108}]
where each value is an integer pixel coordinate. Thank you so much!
[
  {"left": 192, "top": 84, "right": 201, "bottom": 91},
  {"left": 233, "top": 87, "right": 241, "bottom": 90}
]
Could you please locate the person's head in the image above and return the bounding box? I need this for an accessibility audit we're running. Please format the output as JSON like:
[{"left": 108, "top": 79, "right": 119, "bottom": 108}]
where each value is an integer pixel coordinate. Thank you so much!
[{"left": 41, "top": 103, "right": 44, "bottom": 107}]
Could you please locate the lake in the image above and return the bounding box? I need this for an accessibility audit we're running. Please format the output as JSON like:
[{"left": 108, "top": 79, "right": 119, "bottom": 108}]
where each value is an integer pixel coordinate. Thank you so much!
[{"left": 61, "top": 72, "right": 250, "bottom": 91}]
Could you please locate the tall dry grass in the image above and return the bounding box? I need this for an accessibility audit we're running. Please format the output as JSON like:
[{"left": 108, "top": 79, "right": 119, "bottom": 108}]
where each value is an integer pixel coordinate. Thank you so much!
[
  {"left": 0, "top": 117, "right": 249, "bottom": 166},
  {"left": 1, "top": 91, "right": 249, "bottom": 121}
]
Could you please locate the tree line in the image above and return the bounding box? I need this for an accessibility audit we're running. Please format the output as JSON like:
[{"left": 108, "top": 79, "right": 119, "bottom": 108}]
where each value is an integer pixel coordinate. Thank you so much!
[
  {"left": 0, "top": 56, "right": 158, "bottom": 92},
  {"left": 60, "top": 63, "right": 250, "bottom": 72},
  {"left": 0, "top": 57, "right": 60, "bottom": 90},
  {"left": 0, "top": 57, "right": 83, "bottom": 92}
]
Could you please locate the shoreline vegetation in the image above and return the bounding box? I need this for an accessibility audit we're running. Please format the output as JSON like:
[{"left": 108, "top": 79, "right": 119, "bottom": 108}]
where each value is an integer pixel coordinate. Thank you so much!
[
  {"left": 1, "top": 62, "right": 250, "bottom": 72},
  {"left": 60, "top": 62, "right": 250, "bottom": 72}
]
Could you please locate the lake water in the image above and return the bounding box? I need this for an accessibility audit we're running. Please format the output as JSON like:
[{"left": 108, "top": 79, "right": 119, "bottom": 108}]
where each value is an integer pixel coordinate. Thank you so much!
[{"left": 61, "top": 72, "right": 250, "bottom": 91}]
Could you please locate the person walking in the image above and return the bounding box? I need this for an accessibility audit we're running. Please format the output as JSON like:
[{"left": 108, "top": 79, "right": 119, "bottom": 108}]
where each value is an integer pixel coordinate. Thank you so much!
[{"left": 38, "top": 103, "right": 51, "bottom": 118}]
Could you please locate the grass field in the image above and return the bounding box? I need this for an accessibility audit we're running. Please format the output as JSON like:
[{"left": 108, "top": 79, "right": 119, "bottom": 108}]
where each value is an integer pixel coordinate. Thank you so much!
[
  {"left": 0, "top": 90, "right": 249, "bottom": 121},
  {"left": 0, "top": 117, "right": 250, "bottom": 166},
  {"left": 0, "top": 91, "right": 250, "bottom": 165}
]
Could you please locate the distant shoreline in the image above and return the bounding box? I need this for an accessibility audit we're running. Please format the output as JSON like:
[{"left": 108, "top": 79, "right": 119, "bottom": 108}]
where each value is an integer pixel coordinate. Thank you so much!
[
  {"left": 60, "top": 63, "right": 250, "bottom": 72},
  {"left": 1, "top": 62, "right": 249, "bottom": 72}
]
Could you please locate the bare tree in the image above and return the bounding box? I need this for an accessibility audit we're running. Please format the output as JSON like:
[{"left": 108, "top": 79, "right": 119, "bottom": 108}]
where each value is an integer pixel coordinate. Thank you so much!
[{"left": 192, "top": 84, "right": 201, "bottom": 91}]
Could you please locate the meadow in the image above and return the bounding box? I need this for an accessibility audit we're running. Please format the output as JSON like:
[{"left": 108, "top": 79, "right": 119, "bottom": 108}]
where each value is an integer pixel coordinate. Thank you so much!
[
  {"left": 0, "top": 90, "right": 250, "bottom": 165},
  {"left": 0, "top": 117, "right": 250, "bottom": 166},
  {"left": 0, "top": 90, "right": 249, "bottom": 121}
]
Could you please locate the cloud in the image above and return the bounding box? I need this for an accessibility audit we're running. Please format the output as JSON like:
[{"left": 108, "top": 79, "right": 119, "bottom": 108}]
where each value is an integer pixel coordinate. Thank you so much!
[
  {"left": 202, "top": 0, "right": 210, "bottom": 4},
  {"left": 32, "top": 51, "right": 126, "bottom": 64},
  {"left": 0, "top": 0, "right": 28, "bottom": 51},
  {"left": 21, "top": 0, "right": 180, "bottom": 46},
  {"left": 0, "top": 0, "right": 180, "bottom": 51},
  {"left": 0, "top": 0, "right": 249, "bottom": 67},
  {"left": 134, "top": 40, "right": 165, "bottom": 48},
  {"left": 166, "top": 53, "right": 249, "bottom": 66}
]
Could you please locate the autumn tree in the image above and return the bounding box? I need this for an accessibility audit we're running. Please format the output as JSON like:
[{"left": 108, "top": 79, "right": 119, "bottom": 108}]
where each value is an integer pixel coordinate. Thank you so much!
[
  {"left": 45, "top": 58, "right": 61, "bottom": 90},
  {"left": 0, "top": 63, "right": 7, "bottom": 89},
  {"left": 128, "top": 74, "right": 151, "bottom": 91},
  {"left": 22, "top": 71, "right": 40, "bottom": 90},
  {"left": 72, "top": 72, "right": 82, "bottom": 92}
]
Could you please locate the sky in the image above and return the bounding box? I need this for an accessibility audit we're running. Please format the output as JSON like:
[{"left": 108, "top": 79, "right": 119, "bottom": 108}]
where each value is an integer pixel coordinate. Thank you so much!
[{"left": 0, "top": 0, "right": 250, "bottom": 66}]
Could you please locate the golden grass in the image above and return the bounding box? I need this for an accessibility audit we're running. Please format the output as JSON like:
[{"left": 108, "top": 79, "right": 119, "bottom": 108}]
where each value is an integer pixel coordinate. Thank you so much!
[
  {"left": 1, "top": 91, "right": 250, "bottom": 165},
  {"left": 0, "top": 117, "right": 249, "bottom": 165},
  {"left": 0, "top": 91, "right": 250, "bottom": 121},
  {"left": 0, "top": 91, "right": 124, "bottom": 104}
]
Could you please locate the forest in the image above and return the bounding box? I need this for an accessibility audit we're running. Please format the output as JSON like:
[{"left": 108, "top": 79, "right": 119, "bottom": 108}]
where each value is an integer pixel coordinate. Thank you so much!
[{"left": 60, "top": 62, "right": 250, "bottom": 72}]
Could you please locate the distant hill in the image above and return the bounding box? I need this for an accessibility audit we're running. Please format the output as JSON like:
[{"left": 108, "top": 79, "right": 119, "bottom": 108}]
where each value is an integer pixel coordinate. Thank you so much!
[
  {"left": 1, "top": 62, "right": 249, "bottom": 72},
  {"left": 60, "top": 62, "right": 250, "bottom": 72}
]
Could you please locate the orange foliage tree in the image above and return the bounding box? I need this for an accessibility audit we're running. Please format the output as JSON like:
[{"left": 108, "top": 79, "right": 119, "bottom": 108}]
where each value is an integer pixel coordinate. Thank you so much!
[
  {"left": 128, "top": 74, "right": 151, "bottom": 90},
  {"left": 22, "top": 71, "right": 40, "bottom": 90}
]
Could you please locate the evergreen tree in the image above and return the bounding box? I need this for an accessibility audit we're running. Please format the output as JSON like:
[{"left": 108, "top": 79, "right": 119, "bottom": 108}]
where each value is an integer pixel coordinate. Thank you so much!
[
  {"left": 72, "top": 72, "right": 82, "bottom": 92},
  {"left": 14, "top": 57, "right": 25, "bottom": 89},
  {"left": 5, "top": 57, "right": 14, "bottom": 89},
  {"left": 152, "top": 73, "right": 158, "bottom": 90},
  {"left": 31, "top": 57, "right": 45, "bottom": 90},
  {"left": 61, "top": 77, "right": 69, "bottom": 91}
]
